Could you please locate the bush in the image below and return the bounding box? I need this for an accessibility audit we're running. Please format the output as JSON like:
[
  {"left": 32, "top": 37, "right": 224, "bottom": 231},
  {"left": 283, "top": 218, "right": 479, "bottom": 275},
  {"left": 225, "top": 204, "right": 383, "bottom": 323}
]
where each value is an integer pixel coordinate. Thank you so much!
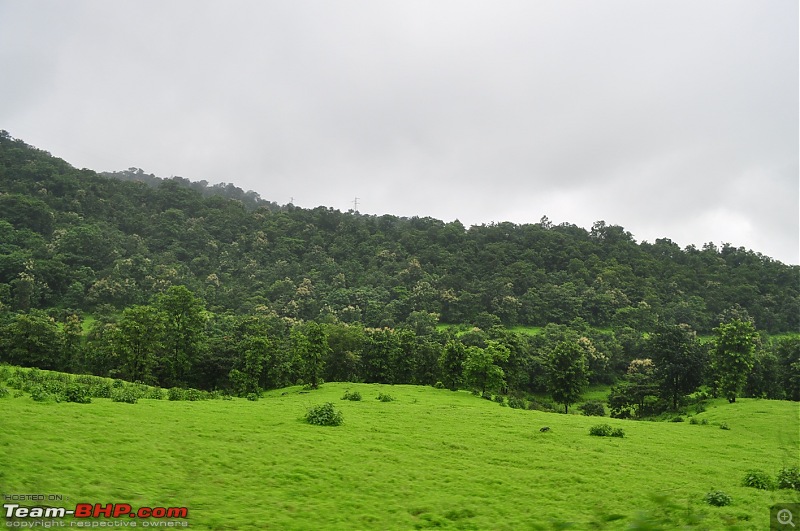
[
  {"left": 701, "top": 419, "right": 709, "bottom": 425},
  {"left": 719, "top": 422, "right": 730, "bottom": 430},
  {"left": 29, "top": 384, "right": 50, "bottom": 402},
  {"left": 145, "top": 387, "right": 163, "bottom": 400},
  {"left": 64, "top": 384, "right": 92, "bottom": 404},
  {"left": 493, "top": 394, "right": 506, "bottom": 406},
  {"left": 671, "top": 416, "right": 684, "bottom": 423},
  {"left": 90, "top": 382, "right": 113, "bottom": 398},
  {"left": 579, "top": 400, "right": 606, "bottom": 417},
  {"left": 742, "top": 469, "right": 774, "bottom": 490},
  {"left": 508, "top": 396, "right": 527, "bottom": 410},
  {"left": 481, "top": 391, "right": 492, "bottom": 401},
  {"left": 167, "top": 388, "right": 185, "bottom": 401},
  {"left": 704, "top": 490, "right": 732, "bottom": 507},
  {"left": 776, "top": 467, "right": 800, "bottom": 491},
  {"left": 0, "top": 387, "right": 9, "bottom": 398},
  {"left": 377, "top": 393, "right": 395, "bottom": 403},
  {"left": 306, "top": 402, "right": 343, "bottom": 426},
  {"left": 610, "top": 428, "right": 625, "bottom": 438},
  {"left": 185, "top": 388, "right": 203, "bottom": 401},
  {"left": 246, "top": 393, "right": 259, "bottom": 402},
  {"left": 434, "top": 381, "right": 445, "bottom": 389},
  {"left": 111, "top": 388, "right": 138, "bottom": 404},
  {"left": 341, "top": 390, "right": 362, "bottom": 401},
  {"left": 589, "top": 424, "right": 613, "bottom": 437},
  {"left": 689, "top": 417, "right": 699, "bottom": 425}
]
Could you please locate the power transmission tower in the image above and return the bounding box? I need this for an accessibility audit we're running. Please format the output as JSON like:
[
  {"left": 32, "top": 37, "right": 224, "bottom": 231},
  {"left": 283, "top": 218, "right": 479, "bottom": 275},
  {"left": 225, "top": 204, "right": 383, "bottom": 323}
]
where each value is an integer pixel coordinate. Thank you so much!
[{"left": 352, "top": 197, "right": 360, "bottom": 213}]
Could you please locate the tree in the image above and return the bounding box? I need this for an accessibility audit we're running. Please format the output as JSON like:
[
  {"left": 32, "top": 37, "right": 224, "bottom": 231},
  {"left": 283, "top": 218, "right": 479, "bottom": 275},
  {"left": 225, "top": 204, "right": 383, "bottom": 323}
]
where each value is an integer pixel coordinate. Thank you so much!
[
  {"left": 439, "top": 340, "right": 466, "bottom": 390},
  {"left": 0, "top": 310, "right": 62, "bottom": 370},
  {"left": 155, "top": 286, "right": 207, "bottom": 386},
  {"left": 116, "top": 305, "right": 165, "bottom": 384},
  {"left": 546, "top": 340, "right": 589, "bottom": 414},
  {"left": 648, "top": 324, "right": 706, "bottom": 409},
  {"left": 711, "top": 319, "right": 757, "bottom": 403},
  {"left": 303, "top": 322, "right": 329, "bottom": 389},
  {"left": 463, "top": 341, "right": 510, "bottom": 395}
]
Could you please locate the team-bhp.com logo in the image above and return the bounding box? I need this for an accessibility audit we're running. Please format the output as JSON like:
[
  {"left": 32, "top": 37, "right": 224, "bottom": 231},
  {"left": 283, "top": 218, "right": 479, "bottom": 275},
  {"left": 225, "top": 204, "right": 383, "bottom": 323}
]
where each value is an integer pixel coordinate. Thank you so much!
[{"left": 5, "top": 502, "right": 188, "bottom": 521}]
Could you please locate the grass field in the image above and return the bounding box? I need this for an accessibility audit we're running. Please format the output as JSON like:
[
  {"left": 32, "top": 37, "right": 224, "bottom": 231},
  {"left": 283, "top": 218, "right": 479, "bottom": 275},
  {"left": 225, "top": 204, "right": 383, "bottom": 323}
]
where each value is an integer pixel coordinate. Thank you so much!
[{"left": 1, "top": 381, "right": 798, "bottom": 530}]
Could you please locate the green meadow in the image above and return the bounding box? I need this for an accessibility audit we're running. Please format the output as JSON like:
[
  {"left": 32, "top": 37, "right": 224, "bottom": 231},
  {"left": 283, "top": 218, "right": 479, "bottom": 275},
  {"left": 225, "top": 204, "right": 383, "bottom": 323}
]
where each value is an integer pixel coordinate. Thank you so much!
[{"left": 1, "top": 382, "right": 798, "bottom": 530}]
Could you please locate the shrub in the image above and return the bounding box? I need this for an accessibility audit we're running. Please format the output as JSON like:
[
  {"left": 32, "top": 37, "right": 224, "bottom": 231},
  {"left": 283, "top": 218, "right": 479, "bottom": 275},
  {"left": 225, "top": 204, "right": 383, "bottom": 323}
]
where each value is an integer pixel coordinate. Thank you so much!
[
  {"left": 111, "top": 388, "right": 138, "bottom": 404},
  {"left": 589, "top": 424, "right": 613, "bottom": 437},
  {"left": 306, "top": 402, "right": 343, "bottom": 426},
  {"left": 434, "top": 381, "right": 445, "bottom": 389},
  {"left": 481, "top": 391, "right": 492, "bottom": 401},
  {"left": 185, "top": 388, "right": 203, "bottom": 401},
  {"left": 29, "top": 384, "right": 50, "bottom": 402},
  {"left": 508, "top": 396, "right": 527, "bottom": 410},
  {"left": 610, "top": 428, "right": 625, "bottom": 438},
  {"left": 167, "top": 388, "right": 184, "bottom": 401},
  {"left": 719, "top": 422, "right": 730, "bottom": 430},
  {"left": 145, "top": 387, "right": 163, "bottom": 400},
  {"left": 377, "top": 393, "right": 395, "bottom": 403},
  {"left": 689, "top": 417, "right": 699, "bottom": 425},
  {"left": 701, "top": 419, "right": 709, "bottom": 425},
  {"left": 493, "top": 394, "right": 506, "bottom": 406},
  {"left": 90, "top": 382, "right": 113, "bottom": 398},
  {"left": 694, "top": 402, "right": 707, "bottom": 414},
  {"left": 742, "top": 470, "right": 774, "bottom": 490},
  {"left": 671, "top": 416, "right": 684, "bottom": 423},
  {"left": 246, "top": 393, "right": 259, "bottom": 402},
  {"left": 776, "top": 467, "right": 800, "bottom": 491},
  {"left": 341, "top": 390, "right": 362, "bottom": 401},
  {"left": 704, "top": 490, "right": 732, "bottom": 507},
  {"left": 579, "top": 400, "right": 606, "bottom": 417},
  {"left": 0, "top": 387, "right": 9, "bottom": 398},
  {"left": 64, "top": 384, "right": 92, "bottom": 404}
]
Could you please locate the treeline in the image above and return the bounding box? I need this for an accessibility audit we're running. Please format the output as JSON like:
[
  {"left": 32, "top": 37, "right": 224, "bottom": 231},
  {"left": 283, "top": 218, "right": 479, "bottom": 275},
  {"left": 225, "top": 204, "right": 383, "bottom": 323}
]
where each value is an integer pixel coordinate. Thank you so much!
[
  {"left": 0, "top": 285, "right": 797, "bottom": 411},
  {"left": 0, "top": 131, "right": 798, "bottom": 334}
]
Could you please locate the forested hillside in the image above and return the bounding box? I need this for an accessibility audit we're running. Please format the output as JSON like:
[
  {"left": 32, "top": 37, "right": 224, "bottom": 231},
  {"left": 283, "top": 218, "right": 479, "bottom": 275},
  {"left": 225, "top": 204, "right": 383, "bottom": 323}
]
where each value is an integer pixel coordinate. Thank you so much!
[
  {"left": 1, "top": 131, "right": 797, "bottom": 332},
  {"left": 0, "top": 130, "right": 798, "bottom": 403}
]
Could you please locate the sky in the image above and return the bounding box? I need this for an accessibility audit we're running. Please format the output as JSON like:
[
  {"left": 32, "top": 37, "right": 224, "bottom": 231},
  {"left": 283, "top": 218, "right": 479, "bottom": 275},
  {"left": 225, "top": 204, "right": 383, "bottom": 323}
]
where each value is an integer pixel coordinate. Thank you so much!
[{"left": 1, "top": 1, "right": 798, "bottom": 265}]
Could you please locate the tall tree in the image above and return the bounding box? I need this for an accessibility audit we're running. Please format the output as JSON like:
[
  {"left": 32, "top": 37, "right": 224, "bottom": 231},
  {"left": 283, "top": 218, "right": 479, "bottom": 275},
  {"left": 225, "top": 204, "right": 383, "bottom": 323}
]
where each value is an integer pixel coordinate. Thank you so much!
[
  {"left": 546, "top": 340, "right": 589, "bottom": 414},
  {"left": 649, "top": 324, "right": 706, "bottom": 409},
  {"left": 463, "top": 341, "right": 510, "bottom": 395},
  {"left": 439, "top": 340, "right": 466, "bottom": 391},
  {"left": 156, "top": 286, "right": 207, "bottom": 386},
  {"left": 711, "top": 319, "right": 756, "bottom": 403},
  {"left": 116, "top": 305, "right": 165, "bottom": 384}
]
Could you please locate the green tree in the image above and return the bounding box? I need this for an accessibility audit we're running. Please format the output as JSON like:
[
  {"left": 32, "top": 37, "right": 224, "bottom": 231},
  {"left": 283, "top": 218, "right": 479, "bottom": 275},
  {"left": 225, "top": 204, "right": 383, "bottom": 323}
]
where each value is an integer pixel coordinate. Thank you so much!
[
  {"left": 116, "top": 305, "right": 165, "bottom": 384},
  {"left": 463, "top": 341, "right": 510, "bottom": 394},
  {"left": 156, "top": 286, "right": 207, "bottom": 386},
  {"left": 439, "top": 340, "right": 467, "bottom": 390},
  {"left": 546, "top": 340, "right": 589, "bottom": 414},
  {"left": 0, "top": 310, "right": 62, "bottom": 370},
  {"left": 649, "top": 324, "right": 706, "bottom": 409},
  {"left": 303, "top": 322, "right": 329, "bottom": 389},
  {"left": 711, "top": 319, "right": 757, "bottom": 403}
]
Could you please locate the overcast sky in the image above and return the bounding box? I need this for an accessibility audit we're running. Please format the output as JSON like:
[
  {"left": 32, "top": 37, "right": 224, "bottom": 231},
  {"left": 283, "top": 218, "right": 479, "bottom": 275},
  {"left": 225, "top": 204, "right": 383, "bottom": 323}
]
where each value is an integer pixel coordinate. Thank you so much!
[{"left": 1, "top": 1, "right": 797, "bottom": 264}]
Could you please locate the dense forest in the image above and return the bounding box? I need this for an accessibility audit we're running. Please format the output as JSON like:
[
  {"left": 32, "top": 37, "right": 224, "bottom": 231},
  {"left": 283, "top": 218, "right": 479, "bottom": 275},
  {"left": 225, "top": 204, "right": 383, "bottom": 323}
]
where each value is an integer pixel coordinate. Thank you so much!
[{"left": 0, "top": 131, "right": 798, "bottom": 408}]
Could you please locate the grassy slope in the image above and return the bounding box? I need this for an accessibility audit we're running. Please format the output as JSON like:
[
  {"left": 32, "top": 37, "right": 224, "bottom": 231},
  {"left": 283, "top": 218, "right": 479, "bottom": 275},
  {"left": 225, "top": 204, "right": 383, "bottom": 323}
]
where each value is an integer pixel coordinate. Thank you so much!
[{"left": 1, "top": 383, "right": 798, "bottom": 530}]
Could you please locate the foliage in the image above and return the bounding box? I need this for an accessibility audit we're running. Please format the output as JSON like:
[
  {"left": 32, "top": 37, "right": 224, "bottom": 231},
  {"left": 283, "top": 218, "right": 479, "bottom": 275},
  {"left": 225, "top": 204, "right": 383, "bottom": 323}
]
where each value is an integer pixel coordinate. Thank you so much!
[
  {"left": 648, "top": 323, "right": 706, "bottom": 410},
  {"left": 341, "top": 390, "right": 362, "bottom": 401},
  {"left": 741, "top": 469, "right": 774, "bottom": 490},
  {"left": 719, "top": 422, "right": 730, "bottom": 430},
  {"left": 776, "top": 466, "right": 800, "bottom": 491},
  {"left": 546, "top": 340, "right": 589, "bottom": 414},
  {"left": 376, "top": 392, "right": 395, "bottom": 402},
  {"left": 711, "top": 319, "right": 756, "bottom": 403},
  {"left": 589, "top": 424, "right": 623, "bottom": 437},
  {"left": 704, "top": 490, "right": 732, "bottom": 507},
  {"left": 578, "top": 400, "right": 606, "bottom": 416},
  {"left": 63, "top": 383, "right": 92, "bottom": 404},
  {"left": 305, "top": 402, "right": 343, "bottom": 426},
  {"left": 111, "top": 387, "right": 138, "bottom": 404}
]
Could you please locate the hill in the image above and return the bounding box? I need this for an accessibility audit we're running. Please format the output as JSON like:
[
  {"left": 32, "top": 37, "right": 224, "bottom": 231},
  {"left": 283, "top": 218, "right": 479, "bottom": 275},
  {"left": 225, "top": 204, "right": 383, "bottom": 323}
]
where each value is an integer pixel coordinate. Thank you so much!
[
  {"left": 0, "top": 130, "right": 797, "bottom": 333},
  {"left": 1, "top": 373, "right": 798, "bottom": 530}
]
